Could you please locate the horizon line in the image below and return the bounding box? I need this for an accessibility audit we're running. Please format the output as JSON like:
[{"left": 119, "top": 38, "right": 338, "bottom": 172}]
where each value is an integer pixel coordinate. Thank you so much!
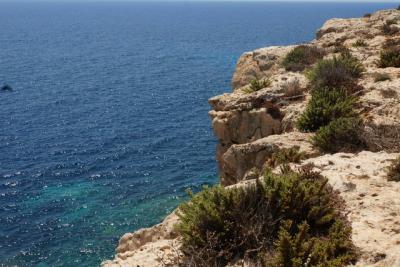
[{"left": 0, "top": 0, "right": 398, "bottom": 2}]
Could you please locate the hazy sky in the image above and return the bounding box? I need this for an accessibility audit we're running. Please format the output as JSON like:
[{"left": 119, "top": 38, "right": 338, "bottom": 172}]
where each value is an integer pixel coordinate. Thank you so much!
[
  {"left": 0, "top": 0, "right": 398, "bottom": 3},
  {"left": 0, "top": 0, "right": 399, "bottom": 2}
]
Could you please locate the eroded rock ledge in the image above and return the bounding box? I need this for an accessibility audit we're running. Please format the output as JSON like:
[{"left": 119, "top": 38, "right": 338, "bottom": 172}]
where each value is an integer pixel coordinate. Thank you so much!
[{"left": 102, "top": 9, "right": 400, "bottom": 267}]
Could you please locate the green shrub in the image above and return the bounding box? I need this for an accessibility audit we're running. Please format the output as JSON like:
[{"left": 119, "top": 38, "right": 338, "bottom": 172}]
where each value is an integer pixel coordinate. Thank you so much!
[
  {"left": 177, "top": 169, "right": 357, "bottom": 266},
  {"left": 333, "top": 45, "right": 351, "bottom": 55},
  {"left": 281, "top": 78, "right": 304, "bottom": 98},
  {"left": 383, "top": 37, "right": 400, "bottom": 49},
  {"left": 282, "top": 45, "right": 325, "bottom": 72},
  {"left": 297, "top": 87, "right": 357, "bottom": 132},
  {"left": 386, "top": 19, "right": 398, "bottom": 25},
  {"left": 268, "top": 146, "right": 307, "bottom": 167},
  {"left": 306, "top": 53, "right": 364, "bottom": 92},
  {"left": 265, "top": 220, "right": 356, "bottom": 267},
  {"left": 312, "top": 117, "right": 366, "bottom": 153},
  {"left": 386, "top": 157, "right": 400, "bottom": 181},
  {"left": 378, "top": 47, "right": 400, "bottom": 68},
  {"left": 380, "top": 88, "right": 398, "bottom": 98},
  {"left": 374, "top": 73, "right": 391, "bottom": 82},
  {"left": 363, "top": 13, "right": 372, "bottom": 18},
  {"left": 352, "top": 39, "right": 368, "bottom": 47},
  {"left": 243, "top": 78, "right": 271, "bottom": 93},
  {"left": 382, "top": 20, "right": 399, "bottom": 35}
]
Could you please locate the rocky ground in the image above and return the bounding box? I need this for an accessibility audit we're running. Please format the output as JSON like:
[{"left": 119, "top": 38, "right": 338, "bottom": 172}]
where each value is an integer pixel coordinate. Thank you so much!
[{"left": 102, "top": 9, "right": 400, "bottom": 267}]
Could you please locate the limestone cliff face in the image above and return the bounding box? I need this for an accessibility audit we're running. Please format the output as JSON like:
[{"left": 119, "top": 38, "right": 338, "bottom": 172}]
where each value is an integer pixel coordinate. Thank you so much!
[
  {"left": 102, "top": 9, "right": 400, "bottom": 267},
  {"left": 212, "top": 9, "right": 400, "bottom": 185}
]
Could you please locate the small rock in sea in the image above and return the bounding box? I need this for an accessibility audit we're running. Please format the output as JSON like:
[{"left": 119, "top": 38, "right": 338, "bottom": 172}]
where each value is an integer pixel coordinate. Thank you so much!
[{"left": 1, "top": 84, "right": 13, "bottom": 91}]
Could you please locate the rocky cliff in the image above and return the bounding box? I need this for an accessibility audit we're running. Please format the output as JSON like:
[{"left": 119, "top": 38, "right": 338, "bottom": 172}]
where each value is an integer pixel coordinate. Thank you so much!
[{"left": 102, "top": 9, "right": 400, "bottom": 267}]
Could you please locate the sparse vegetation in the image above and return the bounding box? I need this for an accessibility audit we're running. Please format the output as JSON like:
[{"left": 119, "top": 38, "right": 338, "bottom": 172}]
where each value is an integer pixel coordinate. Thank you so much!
[
  {"left": 383, "top": 37, "right": 400, "bottom": 49},
  {"left": 267, "top": 146, "right": 307, "bottom": 167},
  {"left": 363, "top": 13, "right": 372, "bottom": 18},
  {"left": 382, "top": 19, "right": 399, "bottom": 35},
  {"left": 306, "top": 52, "right": 364, "bottom": 92},
  {"left": 264, "top": 220, "right": 356, "bottom": 267},
  {"left": 378, "top": 37, "right": 400, "bottom": 68},
  {"left": 380, "top": 88, "right": 398, "bottom": 98},
  {"left": 332, "top": 45, "right": 351, "bottom": 55},
  {"left": 300, "top": 56, "right": 365, "bottom": 150},
  {"left": 312, "top": 117, "right": 366, "bottom": 153},
  {"left": 282, "top": 45, "right": 325, "bottom": 72},
  {"left": 177, "top": 168, "right": 358, "bottom": 266},
  {"left": 378, "top": 46, "right": 400, "bottom": 68},
  {"left": 297, "top": 87, "right": 357, "bottom": 132},
  {"left": 352, "top": 39, "right": 368, "bottom": 47},
  {"left": 297, "top": 48, "right": 365, "bottom": 153},
  {"left": 386, "top": 19, "right": 398, "bottom": 25},
  {"left": 281, "top": 78, "right": 304, "bottom": 98},
  {"left": 387, "top": 157, "right": 400, "bottom": 181},
  {"left": 243, "top": 78, "right": 271, "bottom": 93},
  {"left": 374, "top": 73, "right": 391, "bottom": 82}
]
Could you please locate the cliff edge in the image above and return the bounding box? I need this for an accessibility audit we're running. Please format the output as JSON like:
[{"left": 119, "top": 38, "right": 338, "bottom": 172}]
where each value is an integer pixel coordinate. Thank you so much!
[{"left": 102, "top": 9, "right": 400, "bottom": 267}]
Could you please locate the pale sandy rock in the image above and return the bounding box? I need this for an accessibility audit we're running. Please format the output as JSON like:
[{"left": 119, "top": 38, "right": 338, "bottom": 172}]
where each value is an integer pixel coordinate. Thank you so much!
[
  {"left": 220, "top": 132, "right": 317, "bottom": 185},
  {"left": 210, "top": 108, "right": 282, "bottom": 146},
  {"left": 210, "top": 74, "right": 309, "bottom": 182},
  {"left": 102, "top": 213, "right": 181, "bottom": 267},
  {"left": 210, "top": 72, "right": 307, "bottom": 112},
  {"left": 280, "top": 98, "right": 307, "bottom": 132},
  {"left": 316, "top": 10, "right": 400, "bottom": 46},
  {"left": 101, "top": 238, "right": 182, "bottom": 267},
  {"left": 213, "top": 8, "right": 400, "bottom": 181},
  {"left": 212, "top": 110, "right": 282, "bottom": 185},
  {"left": 209, "top": 88, "right": 285, "bottom": 181},
  {"left": 231, "top": 46, "right": 295, "bottom": 90},
  {"left": 116, "top": 212, "right": 178, "bottom": 254},
  {"left": 297, "top": 151, "right": 400, "bottom": 267},
  {"left": 360, "top": 68, "right": 400, "bottom": 151}
]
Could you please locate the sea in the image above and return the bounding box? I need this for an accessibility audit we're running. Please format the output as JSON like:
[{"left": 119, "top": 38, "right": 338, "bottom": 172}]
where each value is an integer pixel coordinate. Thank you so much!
[{"left": 0, "top": 1, "right": 396, "bottom": 266}]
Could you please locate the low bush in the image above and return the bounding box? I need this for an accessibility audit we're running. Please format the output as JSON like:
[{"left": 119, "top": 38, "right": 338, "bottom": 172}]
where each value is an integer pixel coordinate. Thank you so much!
[
  {"left": 387, "top": 19, "right": 398, "bottom": 25},
  {"left": 380, "top": 88, "right": 398, "bottom": 98},
  {"left": 363, "top": 13, "right": 372, "bottom": 18},
  {"left": 264, "top": 220, "right": 356, "bottom": 267},
  {"left": 374, "top": 73, "right": 391, "bottom": 82},
  {"left": 243, "top": 78, "right": 271, "bottom": 93},
  {"left": 382, "top": 20, "right": 399, "bottom": 35},
  {"left": 282, "top": 45, "right": 325, "bottom": 72},
  {"left": 383, "top": 37, "right": 400, "bottom": 49},
  {"left": 312, "top": 117, "right": 366, "bottom": 153},
  {"left": 306, "top": 52, "right": 364, "bottom": 92},
  {"left": 280, "top": 78, "right": 304, "bottom": 98},
  {"left": 177, "top": 168, "right": 357, "bottom": 266},
  {"left": 378, "top": 46, "right": 400, "bottom": 68},
  {"left": 297, "top": 87, "right": 357, "bottom": 132},
  {"left": 267, "top": 146, "right": 307, "bottom": 167},
  {"left": 333, "top": 45, "right": 351, "bottom": 55},
  {"left": 352, "top": 39, "right": 368, "bottom": 47},
  {"left": 386, "top": 157, "right": 400, "bottom": 181}
]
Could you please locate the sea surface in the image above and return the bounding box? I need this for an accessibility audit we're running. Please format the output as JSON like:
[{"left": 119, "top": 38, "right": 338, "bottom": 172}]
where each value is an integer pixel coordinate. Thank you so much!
[{"left": 0, "top": 1, "right": 396, "bottom": 266}]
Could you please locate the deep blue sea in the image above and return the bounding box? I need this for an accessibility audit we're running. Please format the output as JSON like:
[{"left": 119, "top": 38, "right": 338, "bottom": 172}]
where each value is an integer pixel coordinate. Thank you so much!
[{"left": 0, "top": 1, "right": 396, "bottom": 266}]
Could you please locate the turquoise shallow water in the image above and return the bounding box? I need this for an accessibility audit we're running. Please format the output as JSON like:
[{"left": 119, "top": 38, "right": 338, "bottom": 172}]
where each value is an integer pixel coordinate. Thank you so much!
[{"left": 0, "top": 2, "right": 397, "bottom": 266}]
